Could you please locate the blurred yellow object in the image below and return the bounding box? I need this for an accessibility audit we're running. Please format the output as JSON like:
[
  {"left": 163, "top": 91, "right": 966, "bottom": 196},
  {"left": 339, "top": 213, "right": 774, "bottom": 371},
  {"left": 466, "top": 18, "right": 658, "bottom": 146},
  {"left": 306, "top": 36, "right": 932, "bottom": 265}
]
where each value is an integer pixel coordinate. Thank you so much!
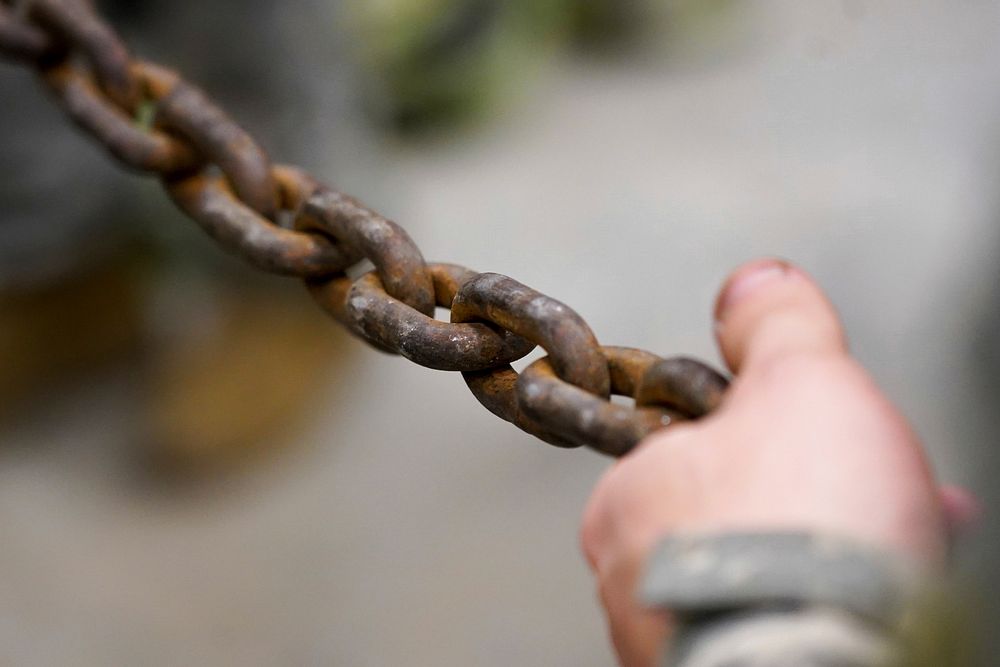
[
  {"left": 143, "top": 288, "right": 355, "bottom": 476},
  {"left": 0, "top": 254, "right": 354, "bottom": 478},
  {"left": 0, "top": 253, "right": 143, "bottom": 416}
]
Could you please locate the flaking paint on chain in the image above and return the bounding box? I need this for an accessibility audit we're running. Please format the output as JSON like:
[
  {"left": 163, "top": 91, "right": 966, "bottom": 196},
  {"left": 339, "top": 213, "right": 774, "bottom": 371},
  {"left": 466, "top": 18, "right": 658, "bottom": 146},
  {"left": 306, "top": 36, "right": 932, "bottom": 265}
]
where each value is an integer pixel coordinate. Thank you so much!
[{"left": 0, "top": 0, "right": 729, "bottom": 457}]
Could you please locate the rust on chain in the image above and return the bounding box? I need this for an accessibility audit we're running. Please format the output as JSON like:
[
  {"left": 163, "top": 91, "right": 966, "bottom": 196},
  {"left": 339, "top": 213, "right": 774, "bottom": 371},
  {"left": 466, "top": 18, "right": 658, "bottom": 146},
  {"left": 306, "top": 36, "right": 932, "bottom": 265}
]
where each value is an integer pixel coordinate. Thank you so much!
[
  {"left": 272, "top": 164, "right": 321, "bottom": 208},
  {"left": 137, "top": 62, "right": 280, "bottom": 218},
  {"left": 165, "top": 165, "right": 361, "bottom": 277},
  {"left": 39, "top": 60, "right": 200, "bottom": 173},
  {"left": 305, "top": 273, "right": 357, "bottom": 329},
  {"left": 0, "top": 0, "right": 732, "bottom": 456},
  {"left": 636, "top": 357, "right": 728, "bottom": 417},
  {"left": 462, "top": 366, "right": 578, "bottom": 448},
  {"left": 296, "top": 188, "right": 435, "bottom": 316},
  {"left": 451, "top": 273, "right": 611, "bottom": 447},
  {"left": 27, "top": 0, "right": 139, "bottom": 109},
  {"left": 0, "top": 3, "right": 59, "bottom": 63},
  {"left": 518, "top": 347, "right": 717, "bottom": 457},
  {"left": 342, "top": 263, "right": 535, "bottom": 371},
  {"left": 451, "top": 273, "right": 610, "bottom": 395}
]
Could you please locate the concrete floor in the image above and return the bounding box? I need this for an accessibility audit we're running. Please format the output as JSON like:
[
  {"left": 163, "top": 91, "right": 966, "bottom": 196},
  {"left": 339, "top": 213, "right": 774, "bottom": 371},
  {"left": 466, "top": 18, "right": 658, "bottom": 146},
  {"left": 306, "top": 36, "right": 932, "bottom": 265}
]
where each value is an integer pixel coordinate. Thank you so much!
[{"left": 2, "top": 1, "right": 1000, "bottom": 664}]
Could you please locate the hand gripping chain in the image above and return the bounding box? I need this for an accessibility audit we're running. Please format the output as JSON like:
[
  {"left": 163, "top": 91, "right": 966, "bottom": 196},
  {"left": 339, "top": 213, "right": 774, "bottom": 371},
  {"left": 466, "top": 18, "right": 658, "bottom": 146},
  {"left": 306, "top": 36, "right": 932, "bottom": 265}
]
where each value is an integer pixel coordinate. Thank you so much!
[{"left": 0, "top": 0, "right": 730, "bottom": 457}]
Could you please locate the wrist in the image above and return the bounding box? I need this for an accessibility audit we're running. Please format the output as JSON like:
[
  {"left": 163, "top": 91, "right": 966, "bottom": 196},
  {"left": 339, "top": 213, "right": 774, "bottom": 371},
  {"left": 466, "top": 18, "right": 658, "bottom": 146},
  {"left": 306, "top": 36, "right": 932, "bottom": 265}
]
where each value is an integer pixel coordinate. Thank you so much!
[{"left": 639, "top": 531, "right": 928, "bottom": 666}]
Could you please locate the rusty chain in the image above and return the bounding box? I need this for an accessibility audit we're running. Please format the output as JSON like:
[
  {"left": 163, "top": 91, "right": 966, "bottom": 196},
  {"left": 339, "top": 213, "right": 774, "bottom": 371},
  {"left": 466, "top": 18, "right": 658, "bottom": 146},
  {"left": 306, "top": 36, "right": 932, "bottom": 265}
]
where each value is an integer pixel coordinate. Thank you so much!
[{"left": 0, "top": 0, "right": 730, "bottom": 457}]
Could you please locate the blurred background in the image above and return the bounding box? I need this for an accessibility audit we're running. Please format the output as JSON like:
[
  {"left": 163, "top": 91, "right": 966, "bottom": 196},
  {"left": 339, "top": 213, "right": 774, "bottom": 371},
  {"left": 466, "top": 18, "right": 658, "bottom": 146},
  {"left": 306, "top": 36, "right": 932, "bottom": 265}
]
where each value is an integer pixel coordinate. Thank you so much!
[{"left": 2, "top": 0, "right": 999, "bottom": 664}]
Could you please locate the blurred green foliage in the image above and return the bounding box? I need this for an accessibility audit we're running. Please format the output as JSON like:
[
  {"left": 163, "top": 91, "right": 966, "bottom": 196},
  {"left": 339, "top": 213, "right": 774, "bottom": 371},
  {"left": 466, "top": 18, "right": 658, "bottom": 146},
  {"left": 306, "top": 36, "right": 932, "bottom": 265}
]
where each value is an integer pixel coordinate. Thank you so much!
[{"left": 348, "top": 0, "right": 733, "bottom": 134}]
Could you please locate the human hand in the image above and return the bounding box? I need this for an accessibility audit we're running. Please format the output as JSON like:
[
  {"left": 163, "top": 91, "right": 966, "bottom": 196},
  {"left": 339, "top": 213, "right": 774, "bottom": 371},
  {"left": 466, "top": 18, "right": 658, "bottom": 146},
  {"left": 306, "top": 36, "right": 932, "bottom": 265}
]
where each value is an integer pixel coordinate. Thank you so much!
[{"left": 580, "top": 259, "right": 977, "bottom": 667}]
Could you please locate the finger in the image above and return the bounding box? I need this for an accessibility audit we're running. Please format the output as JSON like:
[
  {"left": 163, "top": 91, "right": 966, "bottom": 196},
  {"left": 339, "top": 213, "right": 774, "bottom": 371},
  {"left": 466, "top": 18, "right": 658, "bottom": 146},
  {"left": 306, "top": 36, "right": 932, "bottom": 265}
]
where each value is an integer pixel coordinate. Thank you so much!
[{"left": 713, "top": 259, "right": 848, "bottom": 375}]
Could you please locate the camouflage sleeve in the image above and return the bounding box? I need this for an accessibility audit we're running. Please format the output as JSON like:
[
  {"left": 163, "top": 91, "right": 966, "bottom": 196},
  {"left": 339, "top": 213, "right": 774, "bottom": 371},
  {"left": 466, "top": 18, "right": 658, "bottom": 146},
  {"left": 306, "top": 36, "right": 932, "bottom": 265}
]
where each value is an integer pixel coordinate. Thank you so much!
[{"left": 639, "top": 532, "right": 922, "bottom": 667}]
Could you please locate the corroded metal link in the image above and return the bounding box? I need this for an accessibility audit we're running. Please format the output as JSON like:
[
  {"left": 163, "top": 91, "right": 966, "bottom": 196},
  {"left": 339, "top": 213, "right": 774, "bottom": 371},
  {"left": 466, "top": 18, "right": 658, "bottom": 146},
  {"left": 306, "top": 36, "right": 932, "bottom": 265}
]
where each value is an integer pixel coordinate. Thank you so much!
[
  {"left": 297, "top": 188, "right": 435, "bottom": 316},
  {"left": 636, "top": 357, "right": 729, "bottom": 417},
  {"left": 138, "top": 62, "right": 279, "bottom": 217},
  {"left": 603, "top": 347, "right": 663, "bottom": 396},
  {"left": 451, "top": 273, "right": 610, "bottom": 449},
  {"left": 306, "top": 275, "right": 357, "bottom": 328},
  {"left": 462, "top": 366, "right": 578, "bottom": 448},
  {"left": 518, "top": 346, "right": 714, "bottom": 457},
  {"left": 272, "top": 163, "right": 321, "bottom": 208},
  {"left": 0, "top": 3, "right": 58, "bottom": 63},
  {"left": 0, "top": 1, "right": 732, "bottom": 456},
  {"left": 274, "top": 166, "right": 367, "bottom": 275},
  {"left": 343, "top": 263, "right": 535, "bottom": 371},
  {"left": 40, "top": 60, "right": 200, "bottom": 174},
  {"left": 451, "top": 273, "right": 610, "bottom": 397},
  {"left": 27, "top": 0, "right": 139, "bottom": 109},
  {"left": 164, "top": 165, "right": 360, "bottom": 277}
]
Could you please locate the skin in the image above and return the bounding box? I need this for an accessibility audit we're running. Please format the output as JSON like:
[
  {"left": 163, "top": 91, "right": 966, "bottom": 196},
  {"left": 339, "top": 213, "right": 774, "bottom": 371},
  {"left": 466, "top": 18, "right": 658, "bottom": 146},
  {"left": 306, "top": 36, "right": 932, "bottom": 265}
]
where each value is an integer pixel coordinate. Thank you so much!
[{"left": 580, "top": 259, "right": 979, "bottom": 667}]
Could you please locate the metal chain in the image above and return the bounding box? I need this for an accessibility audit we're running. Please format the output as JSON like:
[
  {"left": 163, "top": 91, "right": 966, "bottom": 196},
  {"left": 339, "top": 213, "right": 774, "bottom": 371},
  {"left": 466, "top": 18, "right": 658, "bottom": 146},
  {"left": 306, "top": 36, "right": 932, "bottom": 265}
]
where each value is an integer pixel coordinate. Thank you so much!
[{"left": 0, "top": 0, "right": 730, "bottom": 457}]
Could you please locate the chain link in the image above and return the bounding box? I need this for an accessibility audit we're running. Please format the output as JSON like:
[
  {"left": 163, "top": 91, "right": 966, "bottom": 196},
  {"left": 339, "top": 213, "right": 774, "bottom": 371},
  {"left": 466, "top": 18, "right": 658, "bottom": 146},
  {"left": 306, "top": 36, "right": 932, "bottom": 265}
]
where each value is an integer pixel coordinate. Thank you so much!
[
  {"left": 0, "top": 0, "right": 730, "bottom": 457},
  {"left": 298, "top": 188, "right": 436, "bottom": 315},
  {"left": 42, "top": 59, "right": 200, "bottom": 172},
  {"left": 342, "top": 263, "right": 536, "bottom": 371}
]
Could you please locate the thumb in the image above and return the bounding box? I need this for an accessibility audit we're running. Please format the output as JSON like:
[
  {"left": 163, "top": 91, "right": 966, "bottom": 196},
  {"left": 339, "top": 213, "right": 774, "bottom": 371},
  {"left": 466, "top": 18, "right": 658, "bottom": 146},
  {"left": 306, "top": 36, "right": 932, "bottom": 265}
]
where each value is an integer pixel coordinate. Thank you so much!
[{"left": 714, "top": 259, "right": 848, "bottom": 375}]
